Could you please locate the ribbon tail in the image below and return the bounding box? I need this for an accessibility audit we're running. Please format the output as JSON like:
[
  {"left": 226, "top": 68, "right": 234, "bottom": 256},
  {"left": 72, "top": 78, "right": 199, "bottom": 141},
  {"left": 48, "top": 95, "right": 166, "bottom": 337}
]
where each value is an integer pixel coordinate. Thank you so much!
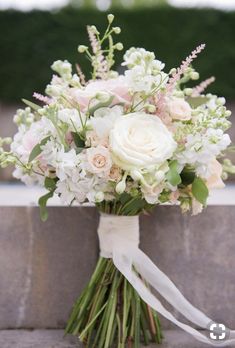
[{"left": 112, "top": 245, "right": 235, "bottom": 346}]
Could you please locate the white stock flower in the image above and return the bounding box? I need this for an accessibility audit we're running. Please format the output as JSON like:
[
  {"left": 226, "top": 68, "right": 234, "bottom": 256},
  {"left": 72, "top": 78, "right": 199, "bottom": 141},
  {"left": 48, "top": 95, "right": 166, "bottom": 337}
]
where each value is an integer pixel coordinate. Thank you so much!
[
  {"left": 122, "top": 47, "right": 165, "bottom": 71},
  {"left": 141, "top": 183, "right": 164, "bottom": 204},
  {"left": 58, "top": 108, "right": 84, "bottom": 129},
  {"left": 110, "top": 112, "right": 176, "bottom": 170},
  {"left": 177, "top": 128, "right": 231, "bottom": 166}
]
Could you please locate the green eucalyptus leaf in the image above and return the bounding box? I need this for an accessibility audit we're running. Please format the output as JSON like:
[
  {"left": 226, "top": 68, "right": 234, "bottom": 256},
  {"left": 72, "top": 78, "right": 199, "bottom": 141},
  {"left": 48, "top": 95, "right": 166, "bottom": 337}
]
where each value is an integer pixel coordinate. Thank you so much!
[
  {"left": 192, "top": 177, "right": 209, "bottom": 205},
  {"left": 119, "top": 192, "right": 132, "bottom": 205},
  {"left": 22, "top": 98, "right": 40, "bottom": 111},
  {"left": 166, "top": 160, "right": 182, "bottom": 186},
  {"left": 71, "top": 132, "right": 85, "bottom": 148},
  {"left": 28, "top": 136, "right": 50, "bottom": 162},
  {"left": 44, "top": 177, "right": 57, "bottom": 191},
  {"left": 180, "top": 168, "right": 196, "bottom": 186},
  {"left": 38, "top": 191, "right": 54, "bottom": 222},
  {"left": 187, "top": 96, "right": 209, "bottom": 108}
]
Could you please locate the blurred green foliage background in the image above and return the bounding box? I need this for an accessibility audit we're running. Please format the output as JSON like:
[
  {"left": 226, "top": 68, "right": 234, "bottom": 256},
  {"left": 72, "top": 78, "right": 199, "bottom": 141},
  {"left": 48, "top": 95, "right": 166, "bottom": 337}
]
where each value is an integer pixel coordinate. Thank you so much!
[{"left": 0, "top": 6, "right": 234, "bottom": 102}]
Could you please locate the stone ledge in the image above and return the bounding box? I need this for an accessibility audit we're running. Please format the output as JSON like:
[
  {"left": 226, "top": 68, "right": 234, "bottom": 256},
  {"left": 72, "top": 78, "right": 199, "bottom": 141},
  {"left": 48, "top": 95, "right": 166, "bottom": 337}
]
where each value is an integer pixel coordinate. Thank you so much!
[
  {"left": 0, "top": 329, "right": 216, "bottom": 348},
  {"left": 0, "top": 206, "right": 235, "bottom": 330}
]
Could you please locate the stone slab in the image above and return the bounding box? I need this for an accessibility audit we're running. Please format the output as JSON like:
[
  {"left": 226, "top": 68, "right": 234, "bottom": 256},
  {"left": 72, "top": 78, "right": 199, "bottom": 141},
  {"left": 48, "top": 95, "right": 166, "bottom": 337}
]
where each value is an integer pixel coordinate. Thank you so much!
[
  {"left": 0, "top": 330, "right": 216, "bottom": 348},
  {"left": 0, "top": 206, "right": 235, "bottom": 330}
]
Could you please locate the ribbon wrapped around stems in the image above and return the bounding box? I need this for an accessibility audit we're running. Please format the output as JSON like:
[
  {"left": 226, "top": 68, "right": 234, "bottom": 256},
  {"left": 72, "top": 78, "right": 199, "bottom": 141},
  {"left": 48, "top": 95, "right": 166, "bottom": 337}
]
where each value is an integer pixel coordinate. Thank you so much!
[{"left": 98, "top": 213, "right": 235, "bottom": 346}]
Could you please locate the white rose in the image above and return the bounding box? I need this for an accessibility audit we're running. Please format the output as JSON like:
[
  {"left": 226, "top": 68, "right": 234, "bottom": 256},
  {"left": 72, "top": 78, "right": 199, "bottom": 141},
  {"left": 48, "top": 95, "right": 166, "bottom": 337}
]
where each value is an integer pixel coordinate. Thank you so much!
[
  {"left": 167, "top": 97, "right": 191, "bottom": 121},
  {"left": 109, "top": 112, "right": 176, "bottom": 170}
]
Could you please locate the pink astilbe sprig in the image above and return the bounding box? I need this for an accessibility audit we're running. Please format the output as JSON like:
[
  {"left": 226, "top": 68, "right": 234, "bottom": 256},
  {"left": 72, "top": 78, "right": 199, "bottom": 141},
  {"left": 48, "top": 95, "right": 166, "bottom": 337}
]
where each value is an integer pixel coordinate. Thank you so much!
[
  {"left": 87, "top": 25, "right": 108, "bottom": 79},
  {"left": 166, "top": 43, "right": 206, "bottom": 94},
  {"left": 76, "top": 64, "right": 86, "bottom": 86},
  {"left": 155, "top": 44, "right": 206, "bottom": 116},
  {"left": 87, "top": 25, "right": 100, "bottom": 55},
  {"left": 33, "top": 92, "right": 52, "bottom": 105},
  {"left": 191, "top": 76, "right": 215, "bottom": 97}
]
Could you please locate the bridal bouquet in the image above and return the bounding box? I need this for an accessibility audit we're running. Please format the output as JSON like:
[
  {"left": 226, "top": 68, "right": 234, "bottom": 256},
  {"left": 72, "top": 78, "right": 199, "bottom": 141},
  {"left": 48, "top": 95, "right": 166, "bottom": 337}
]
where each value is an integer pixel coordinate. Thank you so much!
[{"left": 1, "top": 14, "right": 235, "bottom": 347}]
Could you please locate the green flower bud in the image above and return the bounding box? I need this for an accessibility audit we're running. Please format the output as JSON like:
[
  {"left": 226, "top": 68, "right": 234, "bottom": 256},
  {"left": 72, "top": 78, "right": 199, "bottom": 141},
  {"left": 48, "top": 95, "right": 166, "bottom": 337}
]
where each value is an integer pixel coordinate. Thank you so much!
[
  {"left": 115, "top": 42, "right": 123, "bottom": 51},
  {"left": 190, "top": 72, "right": 199, "bottom": 80},
  {"left": 78, "top": 45, "right": 88, "bottom": 53},
  {"left": 146, "top": 104, "right": 156, "bottom": 113},
  {"left": 95, "top": 92, "right": 110, "bottom": 103},
  {"left": 113, "top": 27, "right": 121, "bottom": 34},
  {"left": 184, "top": 88, "right": 193, "bottom": 96},
  {"left": 225, "top": 110, "right": 232, "bottom": 117},
  {"left": 107, "top": 14, "right": 114, "bottom": 24}
]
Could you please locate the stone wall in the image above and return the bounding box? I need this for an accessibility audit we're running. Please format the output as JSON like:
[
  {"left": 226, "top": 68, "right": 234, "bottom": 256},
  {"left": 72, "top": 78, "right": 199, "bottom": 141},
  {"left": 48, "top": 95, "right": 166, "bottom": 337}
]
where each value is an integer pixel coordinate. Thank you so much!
[{"left": 0, "top": 206, "right": 234, "bottom": 330}]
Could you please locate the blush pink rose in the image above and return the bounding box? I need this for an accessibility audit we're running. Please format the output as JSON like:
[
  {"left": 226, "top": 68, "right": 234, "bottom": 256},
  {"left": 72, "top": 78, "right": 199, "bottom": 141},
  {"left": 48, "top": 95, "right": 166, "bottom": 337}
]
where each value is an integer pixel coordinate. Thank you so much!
[
  {"left": 167, "top": 97, "right": 192, "bottom": 121},
  {"left": 206, "top": 159, "right": 225, "bottom": 189},
  {"left": 71, "top": 76, "right": 131, "bottom": 111}
]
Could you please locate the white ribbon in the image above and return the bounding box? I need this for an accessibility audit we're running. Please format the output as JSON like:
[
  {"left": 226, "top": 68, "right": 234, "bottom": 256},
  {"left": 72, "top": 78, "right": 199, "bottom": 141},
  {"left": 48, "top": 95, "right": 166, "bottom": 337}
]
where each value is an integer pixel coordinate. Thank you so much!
[{"left": 98, "top": 213, "right": 235, "bottom": 346}]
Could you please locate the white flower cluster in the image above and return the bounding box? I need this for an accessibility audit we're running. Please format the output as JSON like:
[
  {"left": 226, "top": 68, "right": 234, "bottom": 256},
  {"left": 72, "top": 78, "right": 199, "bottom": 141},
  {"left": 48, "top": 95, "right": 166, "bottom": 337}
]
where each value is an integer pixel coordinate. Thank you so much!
[
  {"left": 123, "top": 47, "right": 168, "bottom": 93},
  {"left": 1, "top": 15, "right": 233, "bottom": 217}
]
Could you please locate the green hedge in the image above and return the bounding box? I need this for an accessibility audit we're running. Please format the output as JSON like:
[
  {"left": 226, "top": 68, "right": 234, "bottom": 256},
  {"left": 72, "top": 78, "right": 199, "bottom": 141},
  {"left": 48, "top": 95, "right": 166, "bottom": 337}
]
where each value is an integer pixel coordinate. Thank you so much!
[{"left": 0, "top": 7, "right": 235, "bottom": 102}]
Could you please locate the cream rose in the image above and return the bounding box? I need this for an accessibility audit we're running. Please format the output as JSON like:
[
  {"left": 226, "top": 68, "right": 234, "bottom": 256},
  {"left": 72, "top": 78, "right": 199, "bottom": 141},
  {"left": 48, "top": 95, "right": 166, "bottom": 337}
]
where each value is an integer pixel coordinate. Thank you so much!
[
  {"left": 109, "top": 112, "right": 177, "bottom": 170},
  {"left": 167, "top": 97, "right": 192, "bottom": 121},
  {"left": 86, "top": 146, "right": 112, "bottom": 177}
]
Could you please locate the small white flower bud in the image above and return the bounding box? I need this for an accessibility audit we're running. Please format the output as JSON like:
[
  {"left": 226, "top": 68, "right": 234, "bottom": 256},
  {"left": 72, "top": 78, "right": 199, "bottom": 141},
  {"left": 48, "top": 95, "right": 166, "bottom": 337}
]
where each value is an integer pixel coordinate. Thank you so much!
[
  {"left": 169, "top": 68, "right": 176, "bottom": 75},
  {"left": 107, "top": 14, "right": 114, "bottom": 24},
  {"left": 115, "top": 42, "right": 123, "bottom": 51},
  {"left": 146, "top": 104, "right": 156, "bottom": 113},
  {"left": 174, "top": 91, "right": 184, "bottom": 98},
  {"left": 78, "top": 45, "right": 88, "bottom": 53},
  {"left": 113, "top": 27, "right": 121, "bottom": 34},
  {"left": 190, "top": 72, "right": 199, "bottom": 80},
  {"left": 216, "top": 97, "right": 226, "bottom": 106},
  {"left": 225, "top": 110, "right": 232, "bottom": 117},
  {"left": 95, "top": 192, "right": 104, "bottom": 203},
  {"left": 90, "top": 25, "right": 99, "bottom": 35},
  {"left": 130, "top": 170, "right": 143, "bottom": 181},
  {"left": 116, "top": 180, "right": 126, "bottom": 194},
  {"left": 184, "top": 88, "right": 193, "bottom": 96},
  {"left": 95, "top": 92, "right": 110, "bottom": 103}
]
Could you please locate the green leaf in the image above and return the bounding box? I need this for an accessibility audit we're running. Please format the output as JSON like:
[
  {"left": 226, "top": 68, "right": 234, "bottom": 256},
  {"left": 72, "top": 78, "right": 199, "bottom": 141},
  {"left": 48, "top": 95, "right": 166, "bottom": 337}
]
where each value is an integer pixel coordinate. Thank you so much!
[
  {"left": 38, "top": 191, "right": 54, "bottom": 221},
  {"left": 71, "top": 132, "right": 85, "bottom": 148},
  {"left": 44, "top": 177, "right": 57, "bottom": 191},
  {"left": 187, "top": 96, "right": 209, "bottom": 108},
  {"left": 119, "top": 192, "right": 132, "bottom": 205},
  {"left": 180, "top": 167, "right": 196, "bottom": 186},
  {"left": 166, "top": 160, "right": 182, "bottom": 186},
  {"left": 28, "top": 136, "right": 50, "bottom": 162},
  {"left": 88, "top": 95, "right": 114, "bottom": 115},
  {"left": 192, "top": 177, "right": 209, "bottom": 205},
  {"left": 22, "top": 98, "right": 40, "bottom": 111}
]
